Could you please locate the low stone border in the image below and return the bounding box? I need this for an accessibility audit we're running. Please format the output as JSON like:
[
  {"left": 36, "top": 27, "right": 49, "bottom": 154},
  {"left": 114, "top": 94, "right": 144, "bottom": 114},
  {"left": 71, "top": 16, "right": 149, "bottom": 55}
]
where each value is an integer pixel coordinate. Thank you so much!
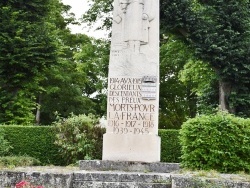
[{"left": 0, "top": 167, "right": 250, "bottom": 188}]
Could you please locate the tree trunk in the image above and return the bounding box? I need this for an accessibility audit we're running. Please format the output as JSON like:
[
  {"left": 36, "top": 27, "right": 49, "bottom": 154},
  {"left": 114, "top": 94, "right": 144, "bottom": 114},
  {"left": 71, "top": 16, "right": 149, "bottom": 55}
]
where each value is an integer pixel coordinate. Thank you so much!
[
  {"left": 35, "top": 95, "right": 42, "bottom": 125},
  {"left": 218, "top": 79, "right": 235, "bottom": 113}
]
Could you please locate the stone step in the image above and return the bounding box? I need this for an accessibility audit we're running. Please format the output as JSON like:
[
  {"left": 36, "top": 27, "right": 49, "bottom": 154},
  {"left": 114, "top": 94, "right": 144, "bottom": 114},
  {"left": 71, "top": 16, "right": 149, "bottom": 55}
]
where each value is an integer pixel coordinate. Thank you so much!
[
  {"left": 73, "top": 181, "right": 171, "bottom": 188},
  {"left": 73, "top": 171, "right": 171, "bottom": 188},
  {"left": 79, "top": 160, "right": 180, "bottom": 173},
  {"left": 74, "top": 171, "right": 170, "bottom": 182}
]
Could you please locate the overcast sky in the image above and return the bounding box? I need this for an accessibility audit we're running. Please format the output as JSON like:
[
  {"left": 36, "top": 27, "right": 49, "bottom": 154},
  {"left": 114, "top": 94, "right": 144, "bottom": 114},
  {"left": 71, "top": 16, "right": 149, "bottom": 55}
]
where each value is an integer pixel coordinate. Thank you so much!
[{"left": 61, "top": 0, "right": 107, "bottom": 38}]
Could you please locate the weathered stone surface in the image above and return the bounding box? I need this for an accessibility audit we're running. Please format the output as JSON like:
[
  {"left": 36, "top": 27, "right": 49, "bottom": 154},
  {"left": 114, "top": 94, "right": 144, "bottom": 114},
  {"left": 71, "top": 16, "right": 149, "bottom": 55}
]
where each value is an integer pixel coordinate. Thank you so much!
[
  {"left": 0, "top": 171, "right": 25, "bottom": 187},
  {"left": 103, "top": 0, "right": 161, "bottom": 162},
  {"left": 171, "top": 175, "right": 250, "bottom": 188},
  {"left": 72, "top": 182, "right": 171, "bottom": 188},
  {"left": 0, "top": 170, "right": 171, "bottom": 188},
  {"left": 1, "top": 167, "right": 250, "bottom": 188},
  {"left": 0, "top": 170, "right": 73, "bottom": 188},
  {"left": 74, "top": 171, "right": 170, "bottom": 183},
  {"left": 79, "top": 160, "right": 180, "bottom": 173},
  {"left": 73, "top": 171, "right": 171, "bottom": 188}
]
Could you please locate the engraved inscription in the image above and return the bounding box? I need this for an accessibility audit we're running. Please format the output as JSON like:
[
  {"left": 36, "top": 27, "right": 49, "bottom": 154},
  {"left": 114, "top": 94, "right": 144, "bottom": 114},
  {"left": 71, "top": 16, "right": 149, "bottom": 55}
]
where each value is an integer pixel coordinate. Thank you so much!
[
  {"left": 111, "top": 50, "right": 121, "bottom": 57},
  {"left": 107, "top": 77, "right": 156, "bottom": 135}
]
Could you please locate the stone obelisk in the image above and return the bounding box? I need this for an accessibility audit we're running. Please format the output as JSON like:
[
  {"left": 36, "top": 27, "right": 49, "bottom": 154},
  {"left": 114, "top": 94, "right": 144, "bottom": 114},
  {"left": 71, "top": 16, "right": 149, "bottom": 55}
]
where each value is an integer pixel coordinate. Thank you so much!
[{"left": 103, "top": 0, "right": 160, "bottom": 162}]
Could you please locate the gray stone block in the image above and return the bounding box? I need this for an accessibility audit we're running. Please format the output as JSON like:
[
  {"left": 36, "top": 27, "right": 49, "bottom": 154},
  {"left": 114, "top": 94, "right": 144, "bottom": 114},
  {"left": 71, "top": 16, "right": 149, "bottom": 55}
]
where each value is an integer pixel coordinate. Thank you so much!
[
  {"left": 171, "top": 175, "right": 250, "bottom": 188},
  {"left": 0, "top": 171, "right": 73, "bottom": 188},
  {"left": 73, "top": 171, "right": 171, "bottom": 188},
  {"left": 74, "top": 171, "right": 170, "bottom": 183},
  {"left": 0, "top": 171, "right": 24, "bottom": 188},
  {"left": 73, "top": 182, "right": 171, "bottom": 188},
  {"left": 79, "top": 160, "right": 180, "bottom": 173}
]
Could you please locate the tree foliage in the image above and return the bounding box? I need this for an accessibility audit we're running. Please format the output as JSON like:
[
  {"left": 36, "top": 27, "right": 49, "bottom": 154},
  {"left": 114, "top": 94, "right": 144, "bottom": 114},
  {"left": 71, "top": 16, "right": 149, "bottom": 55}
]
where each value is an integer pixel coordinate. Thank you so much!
[
  {"left": 160, "top": 35, "right": 197, "bottom": 128},
  {"left": 36, "top": 1, "right": 109, "bottom": 124},
  {"left": 0, "top": 0, "right": 110, "bottom": 125},
  {"left": 0, "top": 0, "right": 57, "bottom": 124},
  {"left": 83, "top": 0, "right": 113, "bottom": 31},
  {"left": 39, "top": 34, "right": 109, "bottom": 124},
  {"left": 74, "top": 38, "right": 109, "bottom": 117},
  {"left": 161, "top": 0, "right": 250, "bottom": 116}
]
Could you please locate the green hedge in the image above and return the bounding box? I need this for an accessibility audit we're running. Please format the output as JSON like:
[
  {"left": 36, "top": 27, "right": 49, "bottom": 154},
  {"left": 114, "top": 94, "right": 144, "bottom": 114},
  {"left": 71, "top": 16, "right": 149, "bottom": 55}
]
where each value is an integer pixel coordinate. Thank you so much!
[
  {"left": 0, "top": 125, "right": 181, "bottom": 165},
  {"left": 180, "top": 112, "right": 250, "bottom": 173},
  {"left": 0, "top": 125, "right": 64, "bottom": 165},
  {"left": 159, "top": 129, "right": 181, "bottom": 163}
]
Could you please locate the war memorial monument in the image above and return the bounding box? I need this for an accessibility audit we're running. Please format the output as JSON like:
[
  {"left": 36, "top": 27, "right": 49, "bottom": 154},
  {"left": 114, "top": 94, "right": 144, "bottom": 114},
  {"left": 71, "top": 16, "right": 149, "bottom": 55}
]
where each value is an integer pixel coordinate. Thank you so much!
[{"left": 103, "top": 0, "right": 161, "bottom": 162}]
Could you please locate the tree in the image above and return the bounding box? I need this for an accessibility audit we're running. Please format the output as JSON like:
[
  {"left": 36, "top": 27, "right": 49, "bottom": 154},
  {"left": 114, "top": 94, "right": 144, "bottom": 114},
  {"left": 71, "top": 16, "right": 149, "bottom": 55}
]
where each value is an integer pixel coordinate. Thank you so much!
[
  {"left": 161, "top": 0, "right": 250, "bottom": 116},
  {"left": 0, "top": 0, "right": 110, "bottom": 125},
  {"left": 160, "top": 34, "right": 197, "bottom": 128},
  {"left": 82, "top": 0, "right": 113, "bottom": 32},
  {"left": 74, "top": 38, "right": 109, "bottom": 117},
  {"left": 35, "top": 0, "right": 109, "bottom": 124},
  {"left": 38, "top": 34, "right": 109, "bottom": 124},
  {"left": 0, "top": 0, "right": 57, "bottom": 124}
]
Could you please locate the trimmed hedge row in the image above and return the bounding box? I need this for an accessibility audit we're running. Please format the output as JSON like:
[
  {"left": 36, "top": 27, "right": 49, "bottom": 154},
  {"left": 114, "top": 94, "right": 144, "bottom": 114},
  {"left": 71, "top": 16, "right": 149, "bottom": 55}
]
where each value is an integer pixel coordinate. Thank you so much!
[
  {"left": 0, "top": 126, "right": 64, "bottom": 165},
  {"left": 159, "top": 129, "right": 181, "bottom": 163},
  {"left": 0, "top": 125, "right": 181, "bottom": 165}
]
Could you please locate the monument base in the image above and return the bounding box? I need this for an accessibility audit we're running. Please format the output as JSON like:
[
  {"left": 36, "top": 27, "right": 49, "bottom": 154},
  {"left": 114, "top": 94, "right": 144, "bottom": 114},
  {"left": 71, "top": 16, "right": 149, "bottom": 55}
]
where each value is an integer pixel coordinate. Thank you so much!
[
  {"left": 102, "top": 133, "right": 161, "bottom": 162},
  {"left": 79, "top": 160, "right": 180, "bottom": 173}
]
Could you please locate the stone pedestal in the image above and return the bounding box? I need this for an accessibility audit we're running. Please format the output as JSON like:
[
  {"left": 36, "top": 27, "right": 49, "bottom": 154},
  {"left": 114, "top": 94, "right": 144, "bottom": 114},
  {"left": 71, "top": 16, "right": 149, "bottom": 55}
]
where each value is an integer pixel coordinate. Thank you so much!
[
  {"left": 103, "top": 134, "right": 160, "bottom": 162},
  {"left": 103, "top": 0, "right": 160, "bottom": 162}
]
